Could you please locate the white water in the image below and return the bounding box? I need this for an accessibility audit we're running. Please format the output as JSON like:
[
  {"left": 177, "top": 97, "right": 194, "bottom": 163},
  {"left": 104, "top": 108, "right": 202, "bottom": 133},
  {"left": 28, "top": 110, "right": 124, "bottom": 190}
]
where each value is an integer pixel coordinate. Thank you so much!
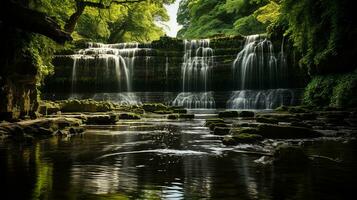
[
  {"left": 172, "top": 92, "right": 215, "bottom": 109},
  {"left": 70, "top": 42, "right": 143, "bottom": 104},
  {"left": 232, "top": 35, "right": 288, "bottom": 89},
  {"left": 228, "top": 35, "right": 293, "bottom": 109},
  {"left": 173, "top": 39, "right": 216, "bottom": 108},
  {"left": 227, "top": 89, "right": 295, "bottom": 109}
]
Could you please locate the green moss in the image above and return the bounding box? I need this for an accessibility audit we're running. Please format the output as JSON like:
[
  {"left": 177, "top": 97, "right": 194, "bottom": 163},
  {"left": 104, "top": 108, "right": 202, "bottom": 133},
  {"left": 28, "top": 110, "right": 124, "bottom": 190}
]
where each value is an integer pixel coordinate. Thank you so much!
[
  {"left": 233, "top": 133, "right": 264, "bottom": 143},
  {"left": 142, "top": 103, "right": 168, "bottom": 113}
]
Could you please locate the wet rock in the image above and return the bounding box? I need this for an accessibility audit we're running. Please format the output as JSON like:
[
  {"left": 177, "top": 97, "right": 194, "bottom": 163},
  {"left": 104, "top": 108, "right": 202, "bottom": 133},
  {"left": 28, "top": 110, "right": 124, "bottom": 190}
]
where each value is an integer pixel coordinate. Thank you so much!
[
  {"left": 230, "top": 127, "right": 259, "bottom": 135},
  {"left": 204, "top": 118, "right": 224, "bottom": 127},
  {"left": 167, "top": 114, "right": 179, "bottom": 119},
  {"left": 218, "top": 111, "right": 239, "bottom": 118},
  {"left": 256, "top": 117, "right": 279, "bottom": 124},
  {"left": 143, "top": 103, "right": 168, "bottom": 113},
  {"left": 85, "top": 115, "right": 118, "bottom": 125},
  {"left": 208, "top": 122, "right": 228, "bottom": 131},
  {"left": 295, "top": 113, "right": 317, "bottom": 120},
  {"left": 238, "top": 111, "right": 255, "bottom": 118},
  {"left": 213, "top": 127, "right": 231, "bottom": 135},
  {"left": 173, "top": 109, "right": 187, "bottom": 114},
  {"left": 60, "top": 99, "right": 117, "bottom": 112},
  {"left": 273, "top": 145, "right": 310, "bottom": 166},
  {"left": 222, "top": 136, "right": 237, "bottom": 145},
  {"left": 38, "top": 101, "right": 61, "bottom": 115},
  {"left": 153, "top": 110, "right": 173, "bottom": 114},
  {"left": 68, "top": 127, "right": 85, "bottom": 135},
  {"left": 178, "top": 114, "right": 195, "bottom": 119},
  {"left": 233, "top": 133, "right": 264, "bottom": 143},
  {"left": 118, "top": 113, "right": 141, "bottom": 120},
  {"left": 257, "top": 124, "right": 322, "bottom": 139}
]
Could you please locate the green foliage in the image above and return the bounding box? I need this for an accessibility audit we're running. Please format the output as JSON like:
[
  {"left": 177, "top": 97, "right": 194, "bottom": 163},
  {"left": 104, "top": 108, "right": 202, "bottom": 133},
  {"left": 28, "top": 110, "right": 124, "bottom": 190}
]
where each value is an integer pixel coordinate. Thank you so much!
[
  {"left": 177, "top": 0, "right": 270, "bottom": 38},
  {"left": 280, "top": 0, "right": 356, "bottom": 74},
  {"left": 303, "top": 71, "right": 357, "bottom": 108}
]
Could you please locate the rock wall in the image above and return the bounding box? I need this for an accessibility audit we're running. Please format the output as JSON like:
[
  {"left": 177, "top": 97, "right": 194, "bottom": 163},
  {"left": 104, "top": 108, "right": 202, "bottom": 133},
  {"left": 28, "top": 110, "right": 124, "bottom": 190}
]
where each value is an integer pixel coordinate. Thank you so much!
[{"left": 0, "top": 28, "right": 39, "bottom": 121}]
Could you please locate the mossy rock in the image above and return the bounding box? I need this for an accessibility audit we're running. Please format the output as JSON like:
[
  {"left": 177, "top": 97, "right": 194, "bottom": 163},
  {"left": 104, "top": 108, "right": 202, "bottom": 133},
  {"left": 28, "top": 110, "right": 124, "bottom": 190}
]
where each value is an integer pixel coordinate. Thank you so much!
[
  {"left": 178, "top": 114, "right": 195, "bottom": 119},
  {"left": 118, "top": 113, "right": 141, "bottom": 120},
  {"left": 238, "top": 111, "right": 255, "bottom": 118},
  {"left": 38, "top": 101, "right": 61, "bottom": 115},
  {"left": 230, "top": 127, "right": 259, "bottom": 136},
  {"left": 167, "top": 114, "right": 179, "bottom": 119},
  {"left": 257, "top": 124, "right": 322, "bottom": 139},
  {"left": 213, "top": 127, "right": 231, "bottom": 135},
  {"left": 256, "top": 117, "right": 279, "bottom": 124},
  {"left": 153, "top": 110, "right": 173, "bottom": 114},
  {"left": 218, "top": 111, "right": 239, "bottom": 118},
  {"left": 59, "top": 99, "right": 117, "bottom": 112},
  {"left": 275, "top": 105, "right": 289, "bottom": 112},
  {"left": 208, "top": 122, "right": 228, "bottom": 131},
  {"left": 204, "top": 118, "right": 224, "bottom": 127},
  {"left": 222, "top": 136, "right": 237, "bottom": 145},
  {"left": 85, "top": 115, "right": 118, "bottom": 125},
  {"left": 173, "top": 109, "right": 187, "bottom": 114},
  {"left": 143, "top": 103, "right": 168, "bottom": 113},
  {"left": 68, "top": 127, "right": 85, "bottom": 135},
  {"left": 233, "top": 133, "right": 263, "bottom": 143}
]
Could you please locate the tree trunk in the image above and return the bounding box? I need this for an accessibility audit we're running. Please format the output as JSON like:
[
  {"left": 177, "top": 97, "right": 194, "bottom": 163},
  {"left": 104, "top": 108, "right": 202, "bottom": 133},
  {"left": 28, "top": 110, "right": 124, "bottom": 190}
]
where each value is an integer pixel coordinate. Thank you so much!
[{"left": 64, "top": 1, "right": 86, "bottom": 33}]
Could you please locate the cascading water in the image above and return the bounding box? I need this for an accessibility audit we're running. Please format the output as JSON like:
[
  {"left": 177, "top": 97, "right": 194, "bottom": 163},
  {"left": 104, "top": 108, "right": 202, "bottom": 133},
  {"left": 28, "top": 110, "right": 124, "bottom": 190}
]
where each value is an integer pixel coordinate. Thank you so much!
[
  {"left": 70, "top": 42, "right": 141, "bottom": 104},
  {"left": 229, "top": 35, "right": 293, "bottom": 109},
  {"left": 172, "top": 39, "right": 215, "bottom": 108}
]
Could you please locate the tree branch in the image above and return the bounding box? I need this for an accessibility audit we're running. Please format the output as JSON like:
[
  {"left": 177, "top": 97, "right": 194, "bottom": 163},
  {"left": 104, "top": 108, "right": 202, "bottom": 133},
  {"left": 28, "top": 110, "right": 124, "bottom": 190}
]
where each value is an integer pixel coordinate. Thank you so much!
[
  {"left": 64, "top": 0, "right": 146, "bottom": 33},
  {"left": 0, "top": 1, "right": 72, "bottom": 44}
]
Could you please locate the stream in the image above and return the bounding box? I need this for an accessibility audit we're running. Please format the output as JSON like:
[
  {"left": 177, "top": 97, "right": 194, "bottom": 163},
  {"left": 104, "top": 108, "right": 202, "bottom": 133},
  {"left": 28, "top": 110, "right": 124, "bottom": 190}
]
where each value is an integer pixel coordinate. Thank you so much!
[{"left": 1, "top": 110, "right": 356, "bottom": 200}]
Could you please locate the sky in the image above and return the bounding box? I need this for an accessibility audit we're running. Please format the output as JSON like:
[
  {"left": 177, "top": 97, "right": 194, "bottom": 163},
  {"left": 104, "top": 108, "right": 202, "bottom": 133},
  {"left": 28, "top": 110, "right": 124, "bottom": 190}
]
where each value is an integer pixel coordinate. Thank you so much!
[{"left": 162, "top": 0, "right": 182, "bottom": 37}]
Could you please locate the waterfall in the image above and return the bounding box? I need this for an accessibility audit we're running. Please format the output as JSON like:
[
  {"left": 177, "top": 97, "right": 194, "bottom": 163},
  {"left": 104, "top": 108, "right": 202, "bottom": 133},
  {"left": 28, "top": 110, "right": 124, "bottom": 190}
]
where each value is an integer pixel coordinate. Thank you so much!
[
  {"left": 69, "top": 42, "right": 141, "bottom": 104},
  {"left": 232, "top": 35, "right": 280, "bottom": 89},
  {"left": 172, "top": 39, "right": 215, "bottom": 108},
  {"left": 229, "top": 35, "right": 294, "bottom": 109}
]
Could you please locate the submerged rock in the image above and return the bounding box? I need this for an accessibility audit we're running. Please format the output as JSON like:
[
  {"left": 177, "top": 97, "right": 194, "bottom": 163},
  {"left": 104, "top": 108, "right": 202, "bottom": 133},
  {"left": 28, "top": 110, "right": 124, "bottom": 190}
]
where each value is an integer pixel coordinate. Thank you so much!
[{"left": 273, "top": 145, "right": 310, "bottom": 166}]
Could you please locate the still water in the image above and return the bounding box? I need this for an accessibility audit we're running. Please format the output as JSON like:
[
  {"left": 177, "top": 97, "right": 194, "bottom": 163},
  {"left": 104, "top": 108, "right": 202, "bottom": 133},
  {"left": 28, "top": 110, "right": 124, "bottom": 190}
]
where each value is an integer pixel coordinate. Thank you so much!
[{"left": 1, "top": 115, "right": 356, "bottom": 200}]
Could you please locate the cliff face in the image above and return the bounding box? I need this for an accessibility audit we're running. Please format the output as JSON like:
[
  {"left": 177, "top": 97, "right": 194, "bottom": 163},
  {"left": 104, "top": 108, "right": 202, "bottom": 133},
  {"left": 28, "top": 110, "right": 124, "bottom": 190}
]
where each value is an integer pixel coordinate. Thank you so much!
[
  {"left": 43, "top": 36, "right": 304, "bottom": 94},
  {"left": 0, "top": 28, "right": 39, "bottom": 121}
]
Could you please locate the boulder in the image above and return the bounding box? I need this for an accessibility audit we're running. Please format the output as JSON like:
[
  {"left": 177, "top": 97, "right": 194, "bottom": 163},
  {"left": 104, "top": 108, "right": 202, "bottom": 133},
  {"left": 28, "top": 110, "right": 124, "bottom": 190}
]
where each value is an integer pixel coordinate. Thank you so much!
[
  {"left": 238, "top": 111, "right": 255, "bottom": 118},
  {"left": 208, "top": 122, "right": 228, "bottom": 131},
  {"left": 213, "top": 127, "right": 231, "bottom": 135},
  {"left": 143, "top": 103, "right": 168, "bottom": 113},
  {"left": 256, "top": 117, "right": 279, "bottom": 124},
  {"left": 204, "top": 118, "right": 224, "bottom": 127},
  {"left": 218, "top": 111, "right": 239, "bottom": 118},
  {"left": 222, "top": 136, "right": 237, "bottom": 145},
  {"left": 233, "top": 133, "right": 264, "bottom": 143},
  {"left": 118, "top": 113, "right": 141, "bottom": 120},
  {"left": 85, "top": 115, "right": 118, "bottom": 125},
  {"left": 257, "top": 124, "right": 322, "bottom": 139},
  {"left": 167, "top": 114, "right": 179, "bottom": 119},
  {"left": 173, "top": 109, "right": 187, "bottom": 114}
]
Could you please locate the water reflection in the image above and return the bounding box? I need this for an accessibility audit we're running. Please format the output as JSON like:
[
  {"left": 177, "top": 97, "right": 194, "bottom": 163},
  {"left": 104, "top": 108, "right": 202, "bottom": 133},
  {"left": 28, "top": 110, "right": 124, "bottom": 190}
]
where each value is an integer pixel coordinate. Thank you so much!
[{"left": 1, "top": 117, "right": 357, "bottom": 200}]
